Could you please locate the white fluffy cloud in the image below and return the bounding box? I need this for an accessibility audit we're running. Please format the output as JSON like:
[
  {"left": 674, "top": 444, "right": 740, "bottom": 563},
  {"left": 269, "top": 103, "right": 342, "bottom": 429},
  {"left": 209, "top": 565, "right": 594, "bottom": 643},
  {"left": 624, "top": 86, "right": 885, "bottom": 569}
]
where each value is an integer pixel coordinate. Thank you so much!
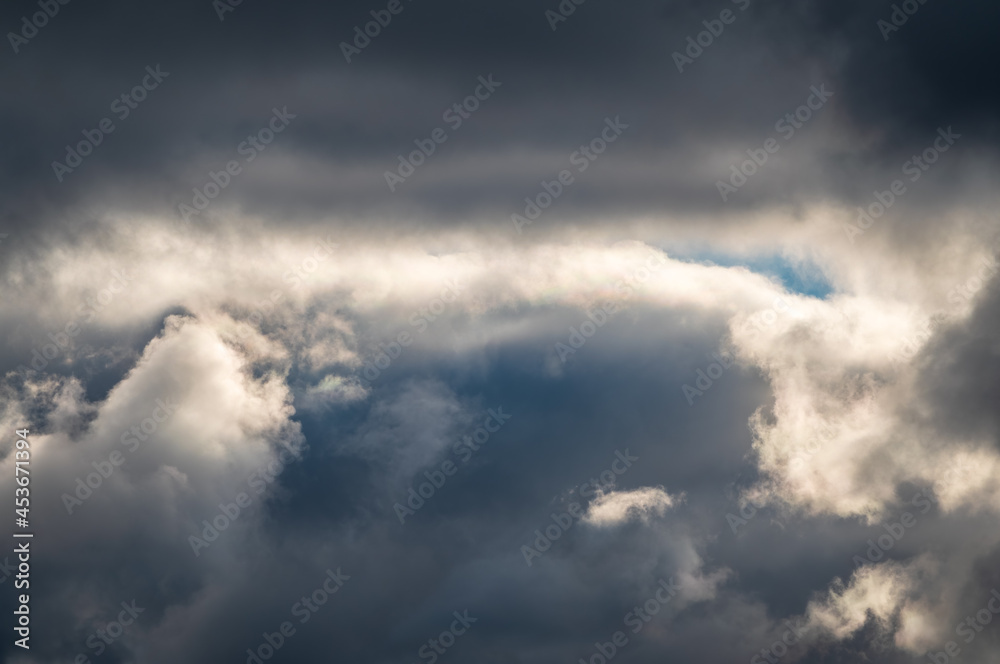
[
  {"left": 1, "top": 213, "right": 997, "bottom": 662},
  {"left": 583, "top": 487, "right": 680, "bottom": 527}
]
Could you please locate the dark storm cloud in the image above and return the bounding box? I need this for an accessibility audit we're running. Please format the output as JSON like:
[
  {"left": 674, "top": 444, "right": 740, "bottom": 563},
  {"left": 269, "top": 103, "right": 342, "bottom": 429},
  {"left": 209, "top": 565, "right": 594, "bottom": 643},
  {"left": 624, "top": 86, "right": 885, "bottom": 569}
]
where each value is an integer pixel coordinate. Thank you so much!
[
  {"left": 911, "top": 267, "right": 1000, "bottom": 446},
  {"left": 1, "top": 0, "right": 997, "bottom": 239}
]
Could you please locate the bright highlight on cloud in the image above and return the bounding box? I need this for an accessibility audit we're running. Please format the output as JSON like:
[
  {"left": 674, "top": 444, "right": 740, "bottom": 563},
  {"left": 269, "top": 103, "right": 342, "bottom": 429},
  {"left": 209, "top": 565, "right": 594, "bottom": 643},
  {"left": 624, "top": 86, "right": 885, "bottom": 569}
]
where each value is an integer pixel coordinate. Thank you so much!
[{"left": 583, "top": 487, "right": 680, "bottom": 527}]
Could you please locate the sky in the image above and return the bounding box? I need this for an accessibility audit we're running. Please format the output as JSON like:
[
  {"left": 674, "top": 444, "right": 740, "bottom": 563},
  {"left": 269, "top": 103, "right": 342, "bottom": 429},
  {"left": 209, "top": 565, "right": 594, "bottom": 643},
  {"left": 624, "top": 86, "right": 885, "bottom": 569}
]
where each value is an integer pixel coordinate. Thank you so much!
[{"left": 0, "top": 0, "right": 999, "bottom": 662}]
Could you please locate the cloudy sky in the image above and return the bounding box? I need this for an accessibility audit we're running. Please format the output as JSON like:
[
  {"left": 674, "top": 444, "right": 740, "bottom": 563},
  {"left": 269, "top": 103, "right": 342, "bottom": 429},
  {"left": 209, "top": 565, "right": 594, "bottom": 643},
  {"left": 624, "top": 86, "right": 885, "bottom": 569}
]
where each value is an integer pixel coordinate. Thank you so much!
[{"left": 1, "top": 0, "right": 999, "bottom": 662}]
